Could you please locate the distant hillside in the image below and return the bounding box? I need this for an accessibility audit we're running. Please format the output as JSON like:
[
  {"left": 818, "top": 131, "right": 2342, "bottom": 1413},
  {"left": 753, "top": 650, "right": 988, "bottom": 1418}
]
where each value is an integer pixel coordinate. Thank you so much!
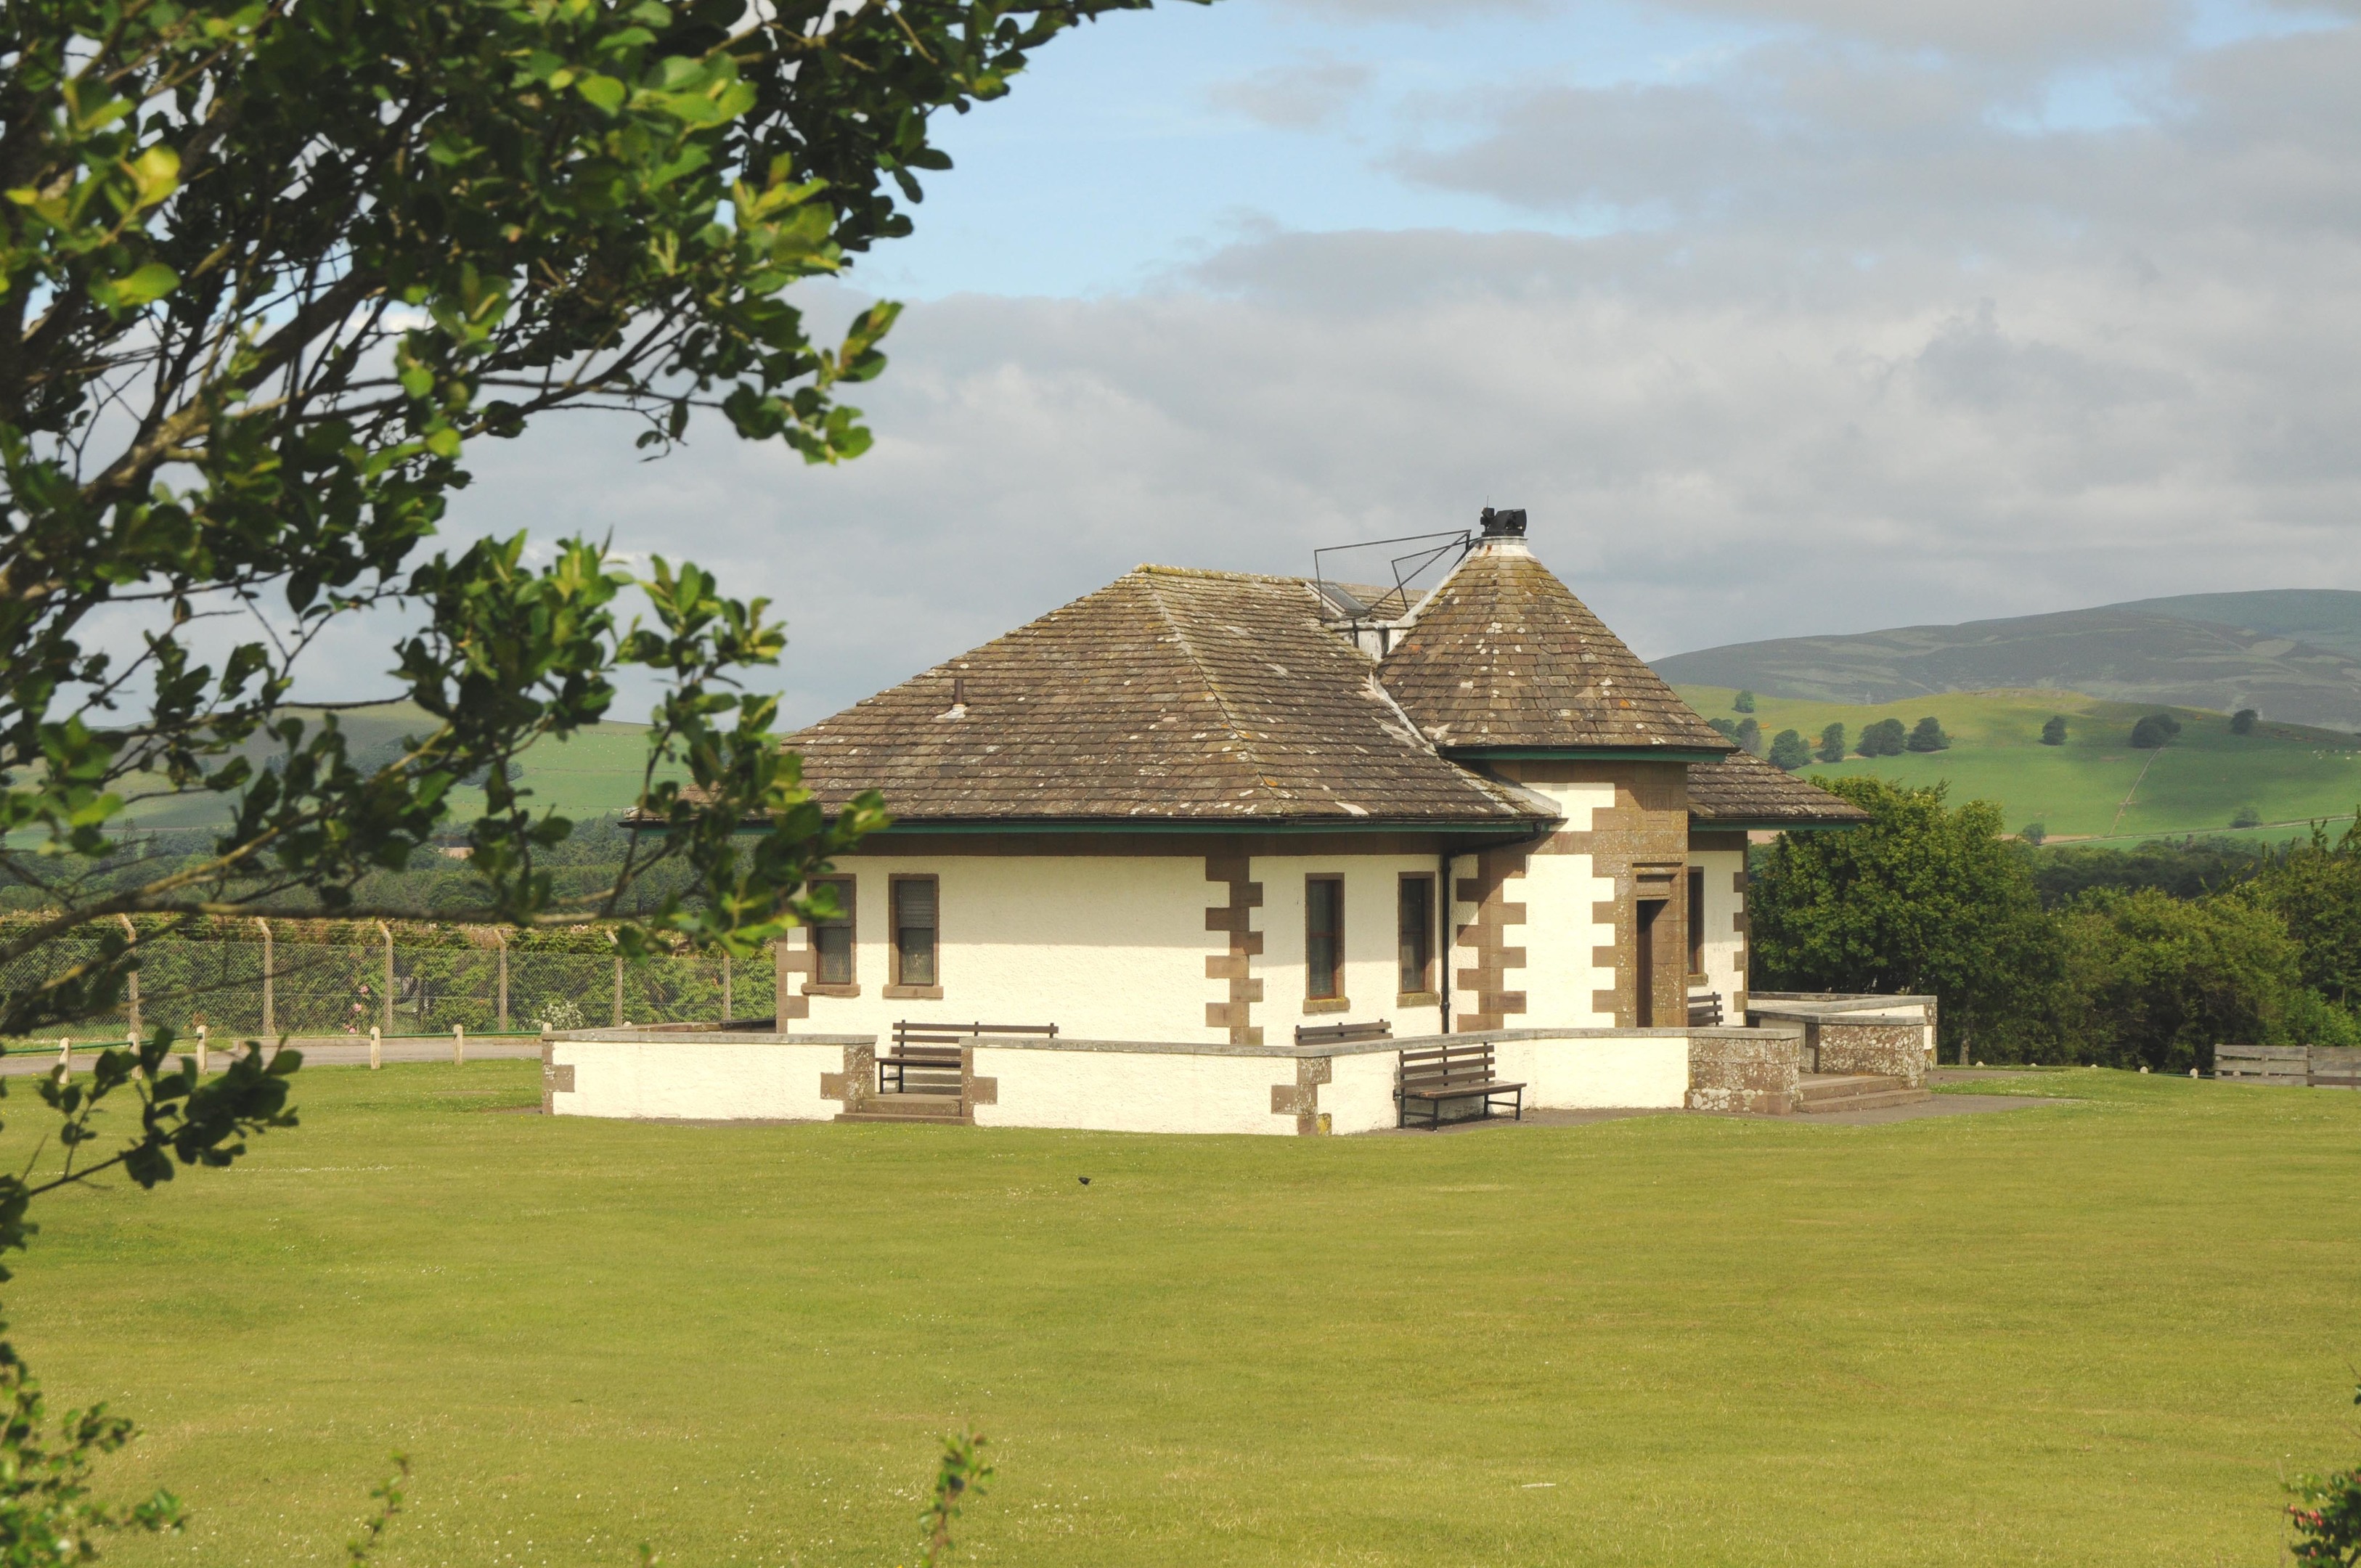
[
  {"left": 1653, "top": 590, "right": 2361, "bottom": 730},
  {"left": 108, "top": 704, "right": 662, "bottom": 830},
  {"left": 1673, "top": 685, "right": 2361, "bottom": 845}
]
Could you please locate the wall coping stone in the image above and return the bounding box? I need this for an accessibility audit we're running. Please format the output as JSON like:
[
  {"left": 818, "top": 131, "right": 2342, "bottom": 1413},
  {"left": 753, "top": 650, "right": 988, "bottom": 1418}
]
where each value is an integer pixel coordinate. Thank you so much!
[{"left": 554, "top": 1024, "right": 1801, "bottom": 1060}]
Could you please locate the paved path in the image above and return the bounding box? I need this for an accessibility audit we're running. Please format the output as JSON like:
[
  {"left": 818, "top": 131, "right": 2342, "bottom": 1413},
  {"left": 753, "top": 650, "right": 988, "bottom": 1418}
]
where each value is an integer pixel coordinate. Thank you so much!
[{"left": 0, "top": 1037, "right": 542, "bottom": 1077}]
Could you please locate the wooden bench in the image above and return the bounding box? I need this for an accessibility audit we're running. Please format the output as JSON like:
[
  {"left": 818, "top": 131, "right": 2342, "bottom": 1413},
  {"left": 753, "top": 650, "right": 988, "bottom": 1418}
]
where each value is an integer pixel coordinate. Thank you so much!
[
  {"left": 882, "top": 1021, "right": 1056, "bottom": 1095},
  {"left": 1296, "top": 1020, "right": 1391, "bottom": 1046},
  {"left": 1688, "top": 992, "right": 1724, "bottom": 1028},
  {"left": 1397, "top": 1041, "right": 1525, "bottom": 1130}
]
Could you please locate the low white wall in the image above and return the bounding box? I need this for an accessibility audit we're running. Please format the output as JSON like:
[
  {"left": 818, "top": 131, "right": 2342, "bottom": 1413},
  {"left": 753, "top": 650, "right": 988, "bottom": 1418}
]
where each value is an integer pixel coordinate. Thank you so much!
[
  {"left": 1324, "top": 1052, "right": 1399, "bottom": 1135},
  {"left": 1487, "top": 1033, "right": 1689, "bottom": 1111},
  {"left": 547, "top": 1037, "right": 843, "bottom": 1122},
  {"left": 971, "top": 1045, "right": 1297, "bottom": 1135},
  {"left": 548, "top": 1027, "right": 1695, "bottom": 1132}
]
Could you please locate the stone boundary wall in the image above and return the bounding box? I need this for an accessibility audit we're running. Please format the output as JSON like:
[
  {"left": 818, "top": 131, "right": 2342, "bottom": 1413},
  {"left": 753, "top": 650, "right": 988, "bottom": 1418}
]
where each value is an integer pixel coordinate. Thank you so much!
[
  {"left": 1685, "top": 1028, "right": 1805, "bottom": 1115},
  {"left": 1814, "top": 1019, "right": 1930, "bottom": 1087}
]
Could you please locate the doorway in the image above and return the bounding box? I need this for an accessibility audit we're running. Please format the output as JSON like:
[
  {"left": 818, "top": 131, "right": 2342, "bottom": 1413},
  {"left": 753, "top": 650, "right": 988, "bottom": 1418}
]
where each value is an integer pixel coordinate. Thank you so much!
[{"left": 1636, "top": 898, "right": 1668, "bottom": 1027}]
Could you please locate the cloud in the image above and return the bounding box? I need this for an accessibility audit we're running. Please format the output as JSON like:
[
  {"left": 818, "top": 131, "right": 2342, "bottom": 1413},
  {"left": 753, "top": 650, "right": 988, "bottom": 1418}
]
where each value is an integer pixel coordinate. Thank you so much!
[
  {"left": 438, "top": 10, "right": 2361, "bottom": 727},
  {"left": 1205, "top": 56, "right": 1374, "bottom": 130}
]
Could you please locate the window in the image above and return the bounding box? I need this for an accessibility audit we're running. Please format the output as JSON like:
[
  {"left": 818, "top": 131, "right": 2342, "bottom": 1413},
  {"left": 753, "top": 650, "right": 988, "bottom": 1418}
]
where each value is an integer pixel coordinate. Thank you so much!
[
  {"left": 811, "top": 877, "right": 855, "bottom": 988},
  {"left": 1305, "top": 875, "right": 1344, "bottom": 1001},
  {"left": 1687, "top": 867, "right": 1707, "bottom": 977},
  {"left": 1398, "top": 875, "right": 1435, "bottom": 996},
  {"left": 891, "top": 875, "right": 939, "bottom": 988}
]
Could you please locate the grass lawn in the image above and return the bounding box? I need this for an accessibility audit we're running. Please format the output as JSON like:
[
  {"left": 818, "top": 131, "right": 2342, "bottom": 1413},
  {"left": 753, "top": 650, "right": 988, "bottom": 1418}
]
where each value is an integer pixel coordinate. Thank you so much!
[
  {"left": 7, "top": 1063, "right": 2359, "bottom": 1566},
  {"left": 1676, "top": 684, "right": 2361, "bottom": 844}
]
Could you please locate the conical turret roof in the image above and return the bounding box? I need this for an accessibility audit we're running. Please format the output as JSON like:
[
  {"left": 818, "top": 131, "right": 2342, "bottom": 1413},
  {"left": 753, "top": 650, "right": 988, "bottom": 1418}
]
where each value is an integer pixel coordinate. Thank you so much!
[{"left": 1377, "top": 542, "right": 1737, "bottom": 754}]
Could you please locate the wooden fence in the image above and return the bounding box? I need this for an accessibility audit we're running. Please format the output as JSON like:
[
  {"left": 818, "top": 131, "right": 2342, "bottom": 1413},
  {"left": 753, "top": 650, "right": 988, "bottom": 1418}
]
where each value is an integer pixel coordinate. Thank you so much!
[{"left": 2214, "top": 1045, "right": 2361, "bottom": 1088}]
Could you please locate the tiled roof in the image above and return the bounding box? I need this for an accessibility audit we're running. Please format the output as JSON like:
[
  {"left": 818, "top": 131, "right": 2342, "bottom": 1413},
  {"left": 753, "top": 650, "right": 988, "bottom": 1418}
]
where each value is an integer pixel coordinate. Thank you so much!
[
  {"left": 1684, "top": 750, "right": 1871, "bottom": 826},
  {"left": 1377, "top": 544, "right": 1738, "bottom": 754},
  {"left": 785, "top": 566, "right": 1549, "bottom": 826}
]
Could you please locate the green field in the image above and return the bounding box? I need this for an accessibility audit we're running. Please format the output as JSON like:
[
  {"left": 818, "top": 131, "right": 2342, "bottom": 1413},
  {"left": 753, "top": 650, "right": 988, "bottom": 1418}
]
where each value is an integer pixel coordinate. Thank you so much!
[
  {"left": 1678, "top": 685, "right": 2361, "bottom": 844},
  {"left": 110, "top": 709, "right": 668, "bottom": 831},
  {"left": 7, "top": 1063, "right": 2359, "bottom": 1565}
]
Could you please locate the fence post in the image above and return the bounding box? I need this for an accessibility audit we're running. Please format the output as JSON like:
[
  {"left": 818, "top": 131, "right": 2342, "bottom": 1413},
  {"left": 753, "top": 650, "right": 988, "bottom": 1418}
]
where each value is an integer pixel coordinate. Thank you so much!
[
  {"left": 195, "top": 1024, "right": 208, "bottom": 1074},
  {"left": 54, "top": 1037, "right": 68, "bottom": 1082},
  {"left": 495, "top": 928, "right": 510, "bottom": 1032},
  {"left": 256, "top": 916, "right": 274, "bottom": 1037},
  {"left": 370, "top": 1025, "right": 381, "bottom": 1070},
  {"left": 610, "top": 932, "right": 624, "bottom": 1028},
  {"left": 453, "top": 1024, "right": 465, "bottom": 1066},
  {"left": 378, "top": 921, "right": 394, "bottom": 1035},
  {"left": 117, "top": 914, "right": 139, "bottom": 1045},
  {"left": 722, "top": 950, "right": 732, "bottom": 1024}
]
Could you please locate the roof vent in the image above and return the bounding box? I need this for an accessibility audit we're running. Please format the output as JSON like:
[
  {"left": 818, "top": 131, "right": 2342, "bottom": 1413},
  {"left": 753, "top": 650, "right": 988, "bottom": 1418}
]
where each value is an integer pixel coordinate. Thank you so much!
[{"left": 1479, "top": 507, "right": 1528, "bottom": 538}]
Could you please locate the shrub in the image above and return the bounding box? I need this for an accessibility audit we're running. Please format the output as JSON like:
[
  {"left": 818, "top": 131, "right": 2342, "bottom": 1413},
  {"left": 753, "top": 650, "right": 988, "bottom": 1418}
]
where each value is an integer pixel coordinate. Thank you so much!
[
  {"left": 1856, "top": 718, "right": 1908, "bottom": 757},
  {"left": 2052, "top": 887, "right": 2303, "bottom": 1071},
  {"left": 1767, "top": 730, "right": 1811, "bottom": 771},
  {"left": 1733, "top": 690, "right": 1756, "bottom": 714},
  {"left": 1816, "top": 722, "right": 1846, "bottom": 764},
  {"left": 2231, "top": 806, "right": 2262, "bottom": 830},
  {"left": 2232, "top": 708, "right": 2259, "bottom": 735},
  {"left": 2022, "top": 822, "right": 2047, "bottom": 846},
  {"left": 1734, "top": 717, "right": 1763, "bottom": 756},
  {"left": 2041, "top": 714, "right": 2068, "bottom": 746},
  {"left": 1708, "top": 717, "right": 1740, "bottom": 741},
  {"left": 2129, "top": 713, "right": 2182, "bottom": 749},
  {"left": 1906, "top": 716, "right": 1949, "bottom": 753}
]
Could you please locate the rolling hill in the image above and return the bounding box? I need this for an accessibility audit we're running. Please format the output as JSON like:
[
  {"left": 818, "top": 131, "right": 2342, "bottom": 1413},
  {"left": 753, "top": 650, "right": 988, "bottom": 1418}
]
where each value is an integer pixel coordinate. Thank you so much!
[
  {"left": 1655, "top": 589, "right": 2361, "bottom": 730},
  {"left": 1675, "top": 685, "right": 2361, "bottom": 844},
  {"left": 107, "top": 705, "right": 666, "bottom": 832}
]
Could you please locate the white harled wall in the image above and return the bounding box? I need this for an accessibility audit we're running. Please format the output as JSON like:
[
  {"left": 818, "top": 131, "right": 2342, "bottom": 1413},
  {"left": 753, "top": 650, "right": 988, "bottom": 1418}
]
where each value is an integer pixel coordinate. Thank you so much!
[
  {"left": 1249, "top": 852, "right": 1445, "bottom": 1039},
  {"left": 787, "top": 849, "right": 1451, "bottom": 1044},
  {"left": 1501, "top": 779, "right": 1617, "bottom": 1026},
  {"left": 1688, "top": 845, "right": 1748, "bottom": 1010},
  {"left": 788, "top": 854, "right": 1210, "bottom": 1041}
]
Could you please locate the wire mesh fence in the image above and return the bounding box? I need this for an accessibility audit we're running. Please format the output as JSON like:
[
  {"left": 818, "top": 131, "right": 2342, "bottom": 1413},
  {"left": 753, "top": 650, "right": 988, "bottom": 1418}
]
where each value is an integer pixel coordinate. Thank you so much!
[{"left": 0, "top": 918, "right": 780, "bottom": 1044}]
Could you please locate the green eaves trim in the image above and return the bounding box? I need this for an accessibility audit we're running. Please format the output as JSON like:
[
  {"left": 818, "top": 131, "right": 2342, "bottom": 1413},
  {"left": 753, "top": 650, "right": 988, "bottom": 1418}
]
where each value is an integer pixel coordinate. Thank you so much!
[
  {"left": 1445, "top": 747, "right": 1732, "bottom": 763},
  {"left": 859, "top": 817, "right": 1553, "bottom": 837}
]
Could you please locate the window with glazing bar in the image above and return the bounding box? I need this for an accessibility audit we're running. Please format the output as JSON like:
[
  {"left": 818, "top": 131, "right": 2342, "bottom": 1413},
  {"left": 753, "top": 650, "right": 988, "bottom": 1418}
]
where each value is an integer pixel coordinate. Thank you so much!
[
  {"left": 1398, "top": 874, "right": 1435, "bottom": 995},
  {"left": 1687, "top": 866, "right": 1707, "bottom": 977},
  {"left": 892, "top": 875, "right": 939, "bottom": 987},
  {"left": 1305, "top": 875, "right": 1344, "bottom": 1000},
  {"left": 812, "top": 877, "right": 855, "bottom": 987}
]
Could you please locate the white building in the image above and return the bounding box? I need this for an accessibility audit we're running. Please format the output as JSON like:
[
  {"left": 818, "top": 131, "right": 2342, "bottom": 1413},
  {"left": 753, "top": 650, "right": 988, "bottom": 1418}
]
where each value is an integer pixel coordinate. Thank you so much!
[{"left": 547, "top": 510, "right": 1918, "bottom": 1132}]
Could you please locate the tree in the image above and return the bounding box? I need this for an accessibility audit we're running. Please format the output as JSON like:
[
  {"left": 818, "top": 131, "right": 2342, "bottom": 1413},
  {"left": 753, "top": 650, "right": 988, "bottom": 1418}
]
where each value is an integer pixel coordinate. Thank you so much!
[
  {"left": 2246, "top": 817, "right": 2361, "bottom": 1006},
  {"left": 1734, "top": 716, "right": 1763, "bottom": 756},
  {"left": 1816, "top": 722, "right": 1846, "bottom": 764},
  {"left": 1856, "top": 717, "right": 1907, "bottom": 757},
  {"left": 1905, "top": 716, "right": 1949, "bottom": 753},
  {"left": 2052, "top": 886, "right": 2312, "bottom": 1071},
  {"left": 1749, "top": 777, "right": 2060, "bottom": 1060},
  {"left": 2231, "top": 806, "right": 2262, "bottom": 830},
  {"left": 2021, "top": 822, "right": 2046, "bottom": 846},
  {"left": 2232, "top": 708, "right": 2259, "bottom": 735},
  {"left": 2041, "top": 714, "right": 2068, "bottom": 746},
  {"left": 0, "top": 0, "right": 1183, "bottom": 1553},
  {"left": 1708, "top": 717, "right": 1740, "bottom": 742},
  {"left": 1733, "top": 690, "right": 1756, "bottom": 714},
  {"left": 1766, "top": 728, "right": 1810, "bottom": 771},
  {"left": 2130, "top": 713, "right": 2183, "bottom": 749}
]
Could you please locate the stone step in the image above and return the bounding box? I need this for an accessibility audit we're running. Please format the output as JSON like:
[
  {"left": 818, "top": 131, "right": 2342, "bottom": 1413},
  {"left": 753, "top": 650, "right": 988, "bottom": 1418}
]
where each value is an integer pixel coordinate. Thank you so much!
[
  {"left": 1796, "top": 1074, "right": 1930, "bottom": 1113},
  {"left": 836, "top": 1093, "right": 968, "bottom": 1126}
]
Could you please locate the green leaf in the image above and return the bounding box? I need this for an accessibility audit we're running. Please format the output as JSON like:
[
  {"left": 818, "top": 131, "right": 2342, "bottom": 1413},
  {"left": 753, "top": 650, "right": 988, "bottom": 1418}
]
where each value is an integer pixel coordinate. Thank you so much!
[
  {"left": 578, "top": 74, "right": 627, "bottom": 114},
  {"left": 90, "top": 261, "right": 179, "bottom": 311},
  {"left": 424, "top": 427, "right": 462, "bottom": 459}
]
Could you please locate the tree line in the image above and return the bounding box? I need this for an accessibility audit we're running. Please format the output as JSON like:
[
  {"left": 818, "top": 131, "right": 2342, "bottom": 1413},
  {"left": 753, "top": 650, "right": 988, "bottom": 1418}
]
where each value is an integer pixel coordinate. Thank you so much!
[{"left": 1752, "top": 777, "right": 2361, "bottom": 1069}]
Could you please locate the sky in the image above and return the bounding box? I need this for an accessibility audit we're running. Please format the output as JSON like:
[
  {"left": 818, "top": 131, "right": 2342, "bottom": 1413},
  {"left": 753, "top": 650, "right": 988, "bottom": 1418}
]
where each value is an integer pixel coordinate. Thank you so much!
[{"left": 446, "top": 0, "right": 2361, "bottom": 727}]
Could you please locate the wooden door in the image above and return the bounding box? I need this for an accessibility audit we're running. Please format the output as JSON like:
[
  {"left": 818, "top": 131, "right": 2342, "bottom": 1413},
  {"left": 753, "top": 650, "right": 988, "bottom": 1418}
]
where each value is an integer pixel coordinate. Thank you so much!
[{"left": 1636, "top": 898, "right": 1667, "bottom": 1027}]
